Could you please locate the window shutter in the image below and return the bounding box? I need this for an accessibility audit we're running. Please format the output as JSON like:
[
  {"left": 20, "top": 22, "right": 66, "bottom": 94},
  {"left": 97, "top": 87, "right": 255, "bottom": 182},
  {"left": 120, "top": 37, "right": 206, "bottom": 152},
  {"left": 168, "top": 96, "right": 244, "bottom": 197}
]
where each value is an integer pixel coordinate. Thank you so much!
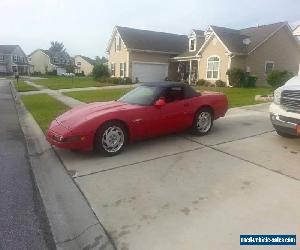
[{"left": 124, "top": 62, "right": 126, "bottom": 77}]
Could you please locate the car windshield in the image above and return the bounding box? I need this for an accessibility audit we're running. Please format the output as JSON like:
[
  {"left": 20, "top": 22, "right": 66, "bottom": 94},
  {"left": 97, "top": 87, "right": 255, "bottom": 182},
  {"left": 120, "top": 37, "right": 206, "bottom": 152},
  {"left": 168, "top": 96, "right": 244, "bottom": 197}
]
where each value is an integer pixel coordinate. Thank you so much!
[{"left": 118, "top": 86, "right": 161, "bottom": 106}]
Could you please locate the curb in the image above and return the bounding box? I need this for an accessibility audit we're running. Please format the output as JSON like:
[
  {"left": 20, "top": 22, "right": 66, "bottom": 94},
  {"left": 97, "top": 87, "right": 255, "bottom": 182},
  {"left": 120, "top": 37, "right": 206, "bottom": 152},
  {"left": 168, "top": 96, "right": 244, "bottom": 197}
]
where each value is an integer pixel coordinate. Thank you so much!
[{"left": 10, "top": 82, "right": 116, "bottom": 250}]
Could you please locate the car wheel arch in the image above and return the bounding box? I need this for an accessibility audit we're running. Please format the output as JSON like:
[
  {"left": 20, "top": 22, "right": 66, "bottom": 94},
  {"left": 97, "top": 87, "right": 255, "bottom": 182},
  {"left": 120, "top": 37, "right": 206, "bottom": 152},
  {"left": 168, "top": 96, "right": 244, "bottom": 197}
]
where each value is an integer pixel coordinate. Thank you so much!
[{"left": 196, "top": 105, "right": 214, "bottom": 119}]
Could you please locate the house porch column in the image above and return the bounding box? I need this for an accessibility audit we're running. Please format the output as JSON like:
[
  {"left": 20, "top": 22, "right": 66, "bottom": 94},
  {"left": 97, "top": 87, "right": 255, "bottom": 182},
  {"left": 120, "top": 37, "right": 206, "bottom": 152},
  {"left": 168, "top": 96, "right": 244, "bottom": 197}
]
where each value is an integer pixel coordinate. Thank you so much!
[{"left": 188, "top": 60, "right": 192, "bottom": 84}]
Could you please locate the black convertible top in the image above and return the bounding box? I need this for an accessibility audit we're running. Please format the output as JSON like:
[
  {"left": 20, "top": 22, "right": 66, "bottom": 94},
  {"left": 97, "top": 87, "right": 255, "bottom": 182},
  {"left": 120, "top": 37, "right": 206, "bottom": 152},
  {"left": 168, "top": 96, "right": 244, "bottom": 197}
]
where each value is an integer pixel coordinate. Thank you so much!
[{"left": 140, "top": 81, "right": 199, "bottom": 98}]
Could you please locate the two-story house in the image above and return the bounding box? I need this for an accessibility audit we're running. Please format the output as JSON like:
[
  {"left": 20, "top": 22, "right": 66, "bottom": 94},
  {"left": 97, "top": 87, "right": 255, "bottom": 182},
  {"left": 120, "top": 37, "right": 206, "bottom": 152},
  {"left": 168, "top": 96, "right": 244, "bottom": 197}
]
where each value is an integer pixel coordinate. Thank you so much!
[
  {"left": 28, "top": 49, "right": 71, "bottom": 75},
  {"left": 74, "top": 55, "right": 97, "bottom": 76},
  {"left": 0, "top": 45, "right": 29, "bottom": 75},
  {"left": 107, "top": 22, "right": 300, "bottom": 86}
]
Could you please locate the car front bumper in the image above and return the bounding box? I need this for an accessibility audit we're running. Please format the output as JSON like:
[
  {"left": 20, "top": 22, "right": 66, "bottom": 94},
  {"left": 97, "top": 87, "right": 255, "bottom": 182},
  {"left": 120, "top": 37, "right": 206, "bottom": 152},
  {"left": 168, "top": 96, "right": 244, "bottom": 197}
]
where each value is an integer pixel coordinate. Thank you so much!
[
  {"left": 46, "top": 120, "right": 94, "bottom": 151},
  {"left": 269, "top": 103, "right": 300, "bottom": 136}
]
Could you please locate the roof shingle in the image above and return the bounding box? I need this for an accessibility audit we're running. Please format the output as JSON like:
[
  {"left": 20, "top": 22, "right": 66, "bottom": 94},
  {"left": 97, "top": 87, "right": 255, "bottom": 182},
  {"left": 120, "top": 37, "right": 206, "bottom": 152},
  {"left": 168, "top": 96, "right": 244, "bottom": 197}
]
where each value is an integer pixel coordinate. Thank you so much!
[
  {"left": 116, "top": 26, "right": 188, "bottom": 54},
  {"left": 0, "top": 45, "right": 19, "bottom": 54}
]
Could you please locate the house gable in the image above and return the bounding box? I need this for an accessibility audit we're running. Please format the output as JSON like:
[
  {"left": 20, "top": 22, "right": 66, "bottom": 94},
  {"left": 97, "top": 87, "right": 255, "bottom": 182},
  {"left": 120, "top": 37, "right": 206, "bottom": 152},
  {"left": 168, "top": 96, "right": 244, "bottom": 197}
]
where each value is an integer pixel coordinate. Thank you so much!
[
  {"left": 198, "top": 33, "right": 229, "bottom": 82},
  {"left": 246, "top": 25, "right": 300, "bottom": 86}
]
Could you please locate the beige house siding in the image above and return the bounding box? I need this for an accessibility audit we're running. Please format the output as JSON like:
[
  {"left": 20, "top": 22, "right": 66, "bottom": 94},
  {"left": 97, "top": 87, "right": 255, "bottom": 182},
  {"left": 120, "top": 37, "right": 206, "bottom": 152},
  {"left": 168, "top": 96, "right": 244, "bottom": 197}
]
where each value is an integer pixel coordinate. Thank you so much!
[
  {"left": 230, "top": 55, "right": 246, "bottom": 70},
  {"left": 74, "top": 56, "right": 94, "bottom": 76},
  {"left": 108, "top": 31, "right": 129, "bottom": 77},
  {"left": 29, "top": 50, "right": 54, "bottom": 74},
  {"left": 198, "top": 36, "right": 229, "bottom": 82},
  {"left": 245, "top": 26, "right": 300, "bottom": 86}
]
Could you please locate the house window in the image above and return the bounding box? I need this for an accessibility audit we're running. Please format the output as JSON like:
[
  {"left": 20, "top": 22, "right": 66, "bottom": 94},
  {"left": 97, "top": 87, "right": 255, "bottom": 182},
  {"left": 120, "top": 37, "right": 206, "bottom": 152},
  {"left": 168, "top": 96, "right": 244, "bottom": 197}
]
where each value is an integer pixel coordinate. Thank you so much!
[
  {"left": 120, "top": 62, "right": 126, "bottom": 77},
  {"left": 13, "top": 55, "right": 17, "bottom": 62},
  {"left": 189, "top": 39, "right": 195, "bottom": 51},
  {"left": 265, "top": 61, "right": 274, "bottom": 74},
  {"left": 0, "top": 55, "right": 4, "bottom": 62},
  {"left": 77, "top": 62, "right": 81, "bottom": 66},
  {"left": 206, "top": 56, "right": 220, "bottom": 79},
  {"left": 111, "top": 63, "right": 115, "bottom": 76}
]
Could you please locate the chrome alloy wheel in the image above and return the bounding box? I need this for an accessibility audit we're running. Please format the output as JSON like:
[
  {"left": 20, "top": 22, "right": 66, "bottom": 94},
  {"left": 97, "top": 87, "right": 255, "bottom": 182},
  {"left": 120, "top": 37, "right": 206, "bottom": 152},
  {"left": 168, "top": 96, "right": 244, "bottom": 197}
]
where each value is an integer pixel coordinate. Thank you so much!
[
  {"left": 101, "top": 126, "right": 125, "bottom": 153},
  {"left": 196, "top": 111, "right": 212, "bottom": 133}
]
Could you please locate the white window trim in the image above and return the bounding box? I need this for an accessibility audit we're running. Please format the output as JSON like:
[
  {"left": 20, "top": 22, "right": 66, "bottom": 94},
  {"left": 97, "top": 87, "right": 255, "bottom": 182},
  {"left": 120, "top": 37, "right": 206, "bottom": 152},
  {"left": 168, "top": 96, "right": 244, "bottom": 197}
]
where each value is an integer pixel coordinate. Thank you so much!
[
  {"left": 189, "top": 38, "right": 196, "bottom": 52},
  {"left": 0, "top": 55, "right": 4, "bottom": 62},
  {"left": 120, "top": 62, "right": 126, "bottom": 77},
  {"left": 206, "top": 55, "right": 221, "bottom": 80},
  {"left": 111, "top": 63, "right": 115, "bottom": 76},
  {"left": 265, "top": 61, "right": 274, "bottom": 74}
]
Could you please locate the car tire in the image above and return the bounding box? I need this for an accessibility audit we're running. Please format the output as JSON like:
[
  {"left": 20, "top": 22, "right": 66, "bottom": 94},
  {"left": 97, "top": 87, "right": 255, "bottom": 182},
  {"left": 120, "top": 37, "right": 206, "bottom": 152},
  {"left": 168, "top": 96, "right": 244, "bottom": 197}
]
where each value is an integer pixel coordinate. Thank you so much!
[
  {"left": 275, "top": 129, "right": 296, "bottom": 138},
  {"left": 95, "top": 121, "right": 127, "bottom": 156},
  {"left": 192, "top": 107, "right": 213, "bottom": 136}
]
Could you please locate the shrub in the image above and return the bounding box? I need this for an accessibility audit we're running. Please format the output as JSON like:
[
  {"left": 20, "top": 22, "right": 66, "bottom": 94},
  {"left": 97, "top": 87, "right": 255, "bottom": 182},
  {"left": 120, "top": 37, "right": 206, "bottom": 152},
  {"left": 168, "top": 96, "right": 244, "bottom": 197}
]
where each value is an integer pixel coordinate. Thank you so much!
[
  {"left": 196, "top": 79, "right": 206, "bottom": 86},
  {"left": 226, "top": 68, "right": 245, "bottom": 87},
  {"left": 32, "top": 71, "right": 42, "bottom": 76},
  {"left": 215, "top": 80, "right": 226, "bottom": 87},
  {"left": 92, "top": 64, "right": 110, "bottom": 80},
  {"left": 47, "top": 70, "right": 57, "bottom": 76},
  {"left": 96, "top": 77, "right": 132, "bottom": 85},
  {"left": 266, "top": 70, "right": 294, "bottom": 88},
  {"left": 75, "top": 71, "right": 85, "bottom": 77}
]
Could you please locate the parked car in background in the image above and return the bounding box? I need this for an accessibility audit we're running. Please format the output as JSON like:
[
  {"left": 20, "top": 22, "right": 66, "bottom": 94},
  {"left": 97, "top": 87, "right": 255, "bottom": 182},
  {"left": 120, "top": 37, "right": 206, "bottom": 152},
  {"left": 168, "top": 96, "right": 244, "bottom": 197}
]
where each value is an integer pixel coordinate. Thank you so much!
[
  {"left": 270, "top": 75, "right": 300, "bottom": 137},
  {"left": 46, "top": 82, "right": 228, "bottom": 156}
]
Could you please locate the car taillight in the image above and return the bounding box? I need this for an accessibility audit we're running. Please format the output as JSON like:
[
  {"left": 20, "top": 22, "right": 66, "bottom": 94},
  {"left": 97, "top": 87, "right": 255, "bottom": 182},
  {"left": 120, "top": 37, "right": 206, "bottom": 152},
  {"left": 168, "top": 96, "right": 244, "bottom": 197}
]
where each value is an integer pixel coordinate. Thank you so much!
[{"left": 297, "top": 125, "right": 300, "bottom": 135}]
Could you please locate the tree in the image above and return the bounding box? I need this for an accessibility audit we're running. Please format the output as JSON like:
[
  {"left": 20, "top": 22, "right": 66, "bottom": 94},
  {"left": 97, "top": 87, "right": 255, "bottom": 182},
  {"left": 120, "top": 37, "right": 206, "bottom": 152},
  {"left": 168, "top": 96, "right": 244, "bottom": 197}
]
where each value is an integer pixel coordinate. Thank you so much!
[
  {"left": 49, "top": 41, "right": 66, "bottom": 54},
  {"left": 95, "top": 56, "right": 108, "bottom": 64},
  {"left": 92, "top": 64, "right": 110, "bottom": 79}
]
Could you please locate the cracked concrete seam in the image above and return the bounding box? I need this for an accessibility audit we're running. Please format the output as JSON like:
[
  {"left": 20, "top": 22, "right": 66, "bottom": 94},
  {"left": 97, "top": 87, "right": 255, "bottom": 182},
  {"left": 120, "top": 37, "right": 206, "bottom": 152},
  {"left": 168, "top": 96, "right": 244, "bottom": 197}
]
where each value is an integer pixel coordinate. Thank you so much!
[{"left": 182, "top": 133, "right": 300, "bottom": 183}]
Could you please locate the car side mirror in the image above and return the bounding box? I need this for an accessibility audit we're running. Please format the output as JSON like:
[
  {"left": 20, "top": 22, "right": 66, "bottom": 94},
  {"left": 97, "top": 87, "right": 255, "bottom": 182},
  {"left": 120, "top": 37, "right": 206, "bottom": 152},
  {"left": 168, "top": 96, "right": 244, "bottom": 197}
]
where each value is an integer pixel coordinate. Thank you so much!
[{"left": 154, "top": 98, "right": 166, "bottom": 108}]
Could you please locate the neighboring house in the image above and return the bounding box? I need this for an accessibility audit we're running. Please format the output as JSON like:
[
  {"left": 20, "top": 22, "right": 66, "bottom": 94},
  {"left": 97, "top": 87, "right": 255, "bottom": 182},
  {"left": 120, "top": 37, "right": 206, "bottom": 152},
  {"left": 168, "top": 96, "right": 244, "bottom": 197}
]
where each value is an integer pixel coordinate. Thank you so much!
[
  {"left": 0, "top": 45, "right": 29, "bottom": 75},
  {"left": 74, "top": 55, "right": 96, "bottom": 75},
  {"left": 107, "top": 22, "right": 300, "bottom": 86},
  {"left": 106, "top": 26, "right": 187, "bottom": 82},
  {"left": 28, "top": 49, "right": 71, "bottom": 75},
  {"left": 293, "top": 25, "right": 300, "bottom": 37}
]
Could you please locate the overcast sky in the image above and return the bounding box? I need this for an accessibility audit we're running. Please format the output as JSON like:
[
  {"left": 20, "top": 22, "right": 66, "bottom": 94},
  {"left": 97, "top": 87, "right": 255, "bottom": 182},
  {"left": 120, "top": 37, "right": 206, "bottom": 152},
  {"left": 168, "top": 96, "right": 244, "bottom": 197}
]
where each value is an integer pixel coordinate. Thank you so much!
[{"left": 1, "top": 0, "right": 299, "bottom": 59}]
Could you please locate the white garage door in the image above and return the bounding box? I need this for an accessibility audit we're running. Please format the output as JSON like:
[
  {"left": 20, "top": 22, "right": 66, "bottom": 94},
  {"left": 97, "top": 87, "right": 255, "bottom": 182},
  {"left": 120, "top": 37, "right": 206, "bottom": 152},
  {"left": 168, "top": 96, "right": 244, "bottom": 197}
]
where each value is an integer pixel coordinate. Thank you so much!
[{"left": 132, "top": 62, "right": 168, "bottom": 82}]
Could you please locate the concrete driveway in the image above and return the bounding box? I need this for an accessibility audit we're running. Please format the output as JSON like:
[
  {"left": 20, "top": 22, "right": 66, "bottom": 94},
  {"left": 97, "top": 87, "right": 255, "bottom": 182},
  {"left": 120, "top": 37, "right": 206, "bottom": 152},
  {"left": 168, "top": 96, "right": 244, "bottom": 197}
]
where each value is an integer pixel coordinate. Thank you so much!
[{"left": 55, "top": 103, "right": 300, "bottom": 250}]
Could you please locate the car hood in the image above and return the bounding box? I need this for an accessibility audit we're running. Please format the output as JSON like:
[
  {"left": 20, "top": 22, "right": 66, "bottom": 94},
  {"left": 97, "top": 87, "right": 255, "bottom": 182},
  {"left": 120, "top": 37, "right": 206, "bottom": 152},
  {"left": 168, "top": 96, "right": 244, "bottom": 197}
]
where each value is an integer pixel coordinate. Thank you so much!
[{"left": 55, "top": 101, "right": 132, "bottom": 130}]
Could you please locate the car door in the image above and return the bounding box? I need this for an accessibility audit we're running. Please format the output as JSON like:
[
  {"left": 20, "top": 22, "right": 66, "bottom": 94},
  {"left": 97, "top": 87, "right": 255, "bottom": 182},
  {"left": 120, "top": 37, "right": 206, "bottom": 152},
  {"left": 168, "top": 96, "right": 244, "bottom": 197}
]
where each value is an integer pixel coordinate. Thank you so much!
[{"left": 160, "top": 86, "right": 191, "bottom": 133}]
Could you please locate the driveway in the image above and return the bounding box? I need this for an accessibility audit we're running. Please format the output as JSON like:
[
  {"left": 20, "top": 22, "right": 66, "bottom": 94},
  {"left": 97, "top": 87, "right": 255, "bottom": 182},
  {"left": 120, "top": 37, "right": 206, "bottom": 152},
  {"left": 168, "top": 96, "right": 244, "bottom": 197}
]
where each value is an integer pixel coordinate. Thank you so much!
[{"left": 55, "top": 103, "right": 300, "bottom": 250}]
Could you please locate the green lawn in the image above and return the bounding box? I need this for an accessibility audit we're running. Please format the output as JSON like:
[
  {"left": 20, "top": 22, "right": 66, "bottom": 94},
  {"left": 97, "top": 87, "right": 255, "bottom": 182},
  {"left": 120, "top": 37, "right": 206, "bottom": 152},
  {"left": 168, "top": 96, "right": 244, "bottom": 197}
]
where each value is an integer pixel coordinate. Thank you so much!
[
  {"left": 65, "top": 88, "right": 133, "bottom": 103},
  {"left": 195, "top": 86, "right": 272, "bottom": 108},
  {"left": 66, "top": 86, "right": 272, "bottom": 108},
  {"left": 32, "top": 76, "right": 114, "bottom": 90},
  {"left": 14, "top": 80, "right": 38, "bottom": 92},
  {"left": 21, "top": 94, "right": 69, "bottom": 132}
]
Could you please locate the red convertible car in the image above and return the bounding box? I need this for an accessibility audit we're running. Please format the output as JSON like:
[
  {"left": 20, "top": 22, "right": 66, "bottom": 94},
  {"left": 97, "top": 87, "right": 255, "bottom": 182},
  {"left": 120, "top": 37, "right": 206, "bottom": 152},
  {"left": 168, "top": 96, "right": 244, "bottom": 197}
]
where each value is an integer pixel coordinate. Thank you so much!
[{"left": 46, "top": 82, "right": 228, "bottom": 156}]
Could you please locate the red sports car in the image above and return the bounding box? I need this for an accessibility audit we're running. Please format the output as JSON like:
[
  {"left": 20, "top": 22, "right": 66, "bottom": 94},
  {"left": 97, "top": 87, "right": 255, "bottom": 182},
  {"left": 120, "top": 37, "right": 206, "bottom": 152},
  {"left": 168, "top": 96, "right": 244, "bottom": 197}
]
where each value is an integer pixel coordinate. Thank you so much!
[{"left": 46, "top": 82, "right": 228, "bottom": 156}]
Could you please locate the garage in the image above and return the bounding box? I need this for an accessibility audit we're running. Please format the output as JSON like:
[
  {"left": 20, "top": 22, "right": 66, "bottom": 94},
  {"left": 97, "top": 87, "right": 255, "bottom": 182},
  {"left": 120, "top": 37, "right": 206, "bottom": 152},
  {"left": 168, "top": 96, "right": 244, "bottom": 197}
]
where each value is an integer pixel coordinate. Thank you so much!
[{"left": 132, "top": 62, "right": 168, "bottom": 82}]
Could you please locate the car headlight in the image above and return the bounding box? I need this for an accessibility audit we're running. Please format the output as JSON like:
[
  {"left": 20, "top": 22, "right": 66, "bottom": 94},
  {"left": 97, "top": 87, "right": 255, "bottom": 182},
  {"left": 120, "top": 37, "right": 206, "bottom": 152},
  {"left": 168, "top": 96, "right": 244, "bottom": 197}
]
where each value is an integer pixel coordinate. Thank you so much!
[{"left": 274, "top": 88, "right": 282, "bottom": 105}]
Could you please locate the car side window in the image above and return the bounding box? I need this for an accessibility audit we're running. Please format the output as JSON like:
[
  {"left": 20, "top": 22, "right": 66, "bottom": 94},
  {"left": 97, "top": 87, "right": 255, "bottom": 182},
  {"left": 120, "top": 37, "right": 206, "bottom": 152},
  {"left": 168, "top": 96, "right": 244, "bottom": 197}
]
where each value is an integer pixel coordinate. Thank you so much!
[{"left": 162, "top": 87, "right": 185, "bottom": 103}]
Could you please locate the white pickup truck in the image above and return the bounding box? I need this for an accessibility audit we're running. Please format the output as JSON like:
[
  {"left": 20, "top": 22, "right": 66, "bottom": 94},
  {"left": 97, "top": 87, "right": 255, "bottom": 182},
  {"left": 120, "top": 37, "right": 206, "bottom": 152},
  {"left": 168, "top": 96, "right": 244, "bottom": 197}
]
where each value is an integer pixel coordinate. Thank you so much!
[{"left": 270, "top": 75, "right": 300, "bottom": 137}]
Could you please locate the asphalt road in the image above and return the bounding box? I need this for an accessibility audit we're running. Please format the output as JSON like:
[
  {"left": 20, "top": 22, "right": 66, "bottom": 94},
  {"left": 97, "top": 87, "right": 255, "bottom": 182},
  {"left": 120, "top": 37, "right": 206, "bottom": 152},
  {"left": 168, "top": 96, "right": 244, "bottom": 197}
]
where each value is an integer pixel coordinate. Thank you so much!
[{"left": 0, "top": 80, "right": 54, "bottom": 250}]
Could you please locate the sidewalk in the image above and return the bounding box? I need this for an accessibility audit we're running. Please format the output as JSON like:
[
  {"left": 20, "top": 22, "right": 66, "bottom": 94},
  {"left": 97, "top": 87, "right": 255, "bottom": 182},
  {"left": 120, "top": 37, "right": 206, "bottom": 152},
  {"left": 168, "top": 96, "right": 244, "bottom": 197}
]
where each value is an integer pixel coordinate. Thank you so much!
[{"left": 0, "top": 80, "right": 54, "bottom": 249}]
